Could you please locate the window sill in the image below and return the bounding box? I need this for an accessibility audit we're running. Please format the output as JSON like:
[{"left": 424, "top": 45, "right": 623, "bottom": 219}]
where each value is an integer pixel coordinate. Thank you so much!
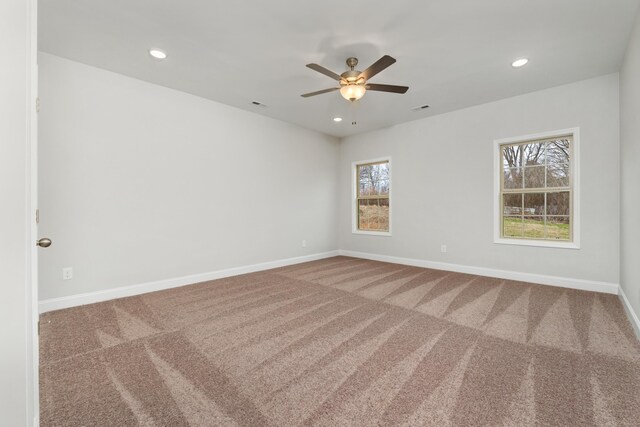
[
  {"left": 494, "top": 238, "right": 579, "bottom": 249},
  {"left": 352, "top": 230, "right": 392, "bottom": 237}
]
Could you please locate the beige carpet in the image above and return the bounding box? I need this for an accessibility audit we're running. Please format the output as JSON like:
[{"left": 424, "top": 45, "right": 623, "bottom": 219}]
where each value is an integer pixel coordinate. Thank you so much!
[{"left": 40, "top": 256, "right": 640, "bottom": 426}]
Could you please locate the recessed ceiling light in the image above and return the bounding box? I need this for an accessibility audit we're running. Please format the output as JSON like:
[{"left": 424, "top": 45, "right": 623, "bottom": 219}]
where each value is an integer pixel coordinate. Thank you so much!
[
  {"left": 511, "top": 58, "right": 529, "bottom": 68},
  {"left": 333, "top": 117, "right": 343, "bottom": 122},
  {"left": 149, "top": 49, "right": 167, "bottom": 59}
]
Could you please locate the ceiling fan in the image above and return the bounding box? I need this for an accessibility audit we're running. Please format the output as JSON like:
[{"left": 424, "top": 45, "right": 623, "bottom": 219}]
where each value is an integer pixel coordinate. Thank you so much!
[{"left": 301, "top": 55, "right": 409, "bottom": 102}]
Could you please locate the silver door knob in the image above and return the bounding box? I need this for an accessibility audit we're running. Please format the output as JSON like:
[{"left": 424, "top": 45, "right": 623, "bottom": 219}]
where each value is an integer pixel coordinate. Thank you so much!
[{"left": 36, "top": 238, "right": 52, "bottom": 248}]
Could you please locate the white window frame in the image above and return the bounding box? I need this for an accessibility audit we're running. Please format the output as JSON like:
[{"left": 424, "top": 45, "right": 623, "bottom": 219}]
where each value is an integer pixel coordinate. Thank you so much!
[
  {"left": 493, "top": 128, "right": 580, "bottom": 249},
  {"left": 352, "top": 157, "right": 392, "bottom": 236}
]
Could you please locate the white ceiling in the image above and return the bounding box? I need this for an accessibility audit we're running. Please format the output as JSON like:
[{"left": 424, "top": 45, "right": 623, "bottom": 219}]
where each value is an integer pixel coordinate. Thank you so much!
[{"left": 39, "top": 0, "right": 640, "bottom": 138}]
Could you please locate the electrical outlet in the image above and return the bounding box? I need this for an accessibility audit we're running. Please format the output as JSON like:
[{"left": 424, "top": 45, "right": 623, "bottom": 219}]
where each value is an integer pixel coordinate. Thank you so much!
[
  {"left": 440, "top": 244, "right": 447, "bottom": 253},
  {"left": 62, "top": 267, "right": 73, "bottom": 280},
  {"left": 302, "top": 240, "right": 307, "bottom": 248}
]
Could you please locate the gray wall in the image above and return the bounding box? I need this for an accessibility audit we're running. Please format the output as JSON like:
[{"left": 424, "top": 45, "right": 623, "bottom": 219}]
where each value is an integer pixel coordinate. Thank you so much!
[
  {"left": 339, "top": 74, "right": 620, "bottom": 285},
  {"left": 38, "top": 53, "right": 339, "bottom": 301},
  {"left": 620, "top": 10, "right": 640, "bottom": 325}
]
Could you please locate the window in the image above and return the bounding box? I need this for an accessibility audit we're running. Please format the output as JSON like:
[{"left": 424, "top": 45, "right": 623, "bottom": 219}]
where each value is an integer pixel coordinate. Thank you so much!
[
  {"left": 495, "top": 129, "right": 579, "bottom": 248},
  {"left": 353, "top": 159, "right": 391, "bottom": 234}
]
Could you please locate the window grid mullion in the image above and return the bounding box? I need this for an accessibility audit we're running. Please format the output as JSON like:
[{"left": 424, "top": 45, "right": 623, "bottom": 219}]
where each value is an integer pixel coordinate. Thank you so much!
[
  {"left": 502, "top": 187, "right": 570, "bottom": 194},
  {"left": 357, "top": 195, "right": 390, "bottom": 200}
]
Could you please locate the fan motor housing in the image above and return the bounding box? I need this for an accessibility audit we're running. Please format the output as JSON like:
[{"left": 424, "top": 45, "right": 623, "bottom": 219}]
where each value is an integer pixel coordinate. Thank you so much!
[{"left": 340, "top": 70, "right": 364, "bottom": 85}]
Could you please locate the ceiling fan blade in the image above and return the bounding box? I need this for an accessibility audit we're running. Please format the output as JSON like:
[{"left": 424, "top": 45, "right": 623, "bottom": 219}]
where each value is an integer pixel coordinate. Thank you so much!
[
  {"left": 366, "top": 83, "right": 409, "bottom": 94},
  {"left": 358, "top": 55, "right": 396, "bottom": 81},
  {"left": 306, "top": 63, "right": 343, "bottom": 81},
  {"left": 300, "top": 87, "right": 340, "bottom": 98}
]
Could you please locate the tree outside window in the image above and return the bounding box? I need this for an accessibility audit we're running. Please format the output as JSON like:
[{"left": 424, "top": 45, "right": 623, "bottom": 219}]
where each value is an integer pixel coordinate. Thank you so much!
[{"left": 356, "top": 160, "right": 390, "bottom": 232}]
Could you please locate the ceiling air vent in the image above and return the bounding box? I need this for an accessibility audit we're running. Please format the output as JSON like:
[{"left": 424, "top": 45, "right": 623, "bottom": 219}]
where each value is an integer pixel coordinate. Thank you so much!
[{"left": 411, "top": 104, "right": 430, "bottom": 111}]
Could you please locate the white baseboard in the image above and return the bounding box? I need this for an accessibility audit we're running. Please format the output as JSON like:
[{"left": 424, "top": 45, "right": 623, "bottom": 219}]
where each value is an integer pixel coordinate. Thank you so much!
[
  {"left": 39, "top": 248, "right": 623, "bottom": 314},
  {"left": 619, "top": 286, "right": 640, "bottom": 340},
  {"left": 338, "top": 250, "right": 619, "bottom": 295},
  {"left": 38, "top": 250, "right": 340, "bottom": 313}
]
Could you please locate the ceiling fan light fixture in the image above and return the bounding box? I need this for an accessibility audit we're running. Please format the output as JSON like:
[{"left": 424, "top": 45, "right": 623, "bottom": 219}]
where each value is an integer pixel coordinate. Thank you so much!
[
  {"left": 340, "top": 84, "right": 366, "bottom": 102},
  {"left": 301, "top": 55, "right": 407, "bottom": 100}
]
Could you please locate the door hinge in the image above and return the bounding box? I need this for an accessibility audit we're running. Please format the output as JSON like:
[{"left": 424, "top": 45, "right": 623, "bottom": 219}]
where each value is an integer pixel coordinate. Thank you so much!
[
  {"left": 35, "top": 209, "right": 39, "bottom": 224},
  {"left": 36, "top": 97, "right": 40, "bottom": 113}
]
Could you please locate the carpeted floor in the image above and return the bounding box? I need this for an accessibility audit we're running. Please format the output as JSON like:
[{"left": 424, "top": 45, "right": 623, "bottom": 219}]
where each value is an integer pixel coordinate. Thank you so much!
[{"left": 40, "top": 256, "right": 640, "bottom": 426}]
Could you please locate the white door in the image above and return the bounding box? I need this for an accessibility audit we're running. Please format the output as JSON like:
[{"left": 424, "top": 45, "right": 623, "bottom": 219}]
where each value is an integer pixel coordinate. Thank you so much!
[{"left": 0, "top": 0, "right": 39, "bottom": 425}]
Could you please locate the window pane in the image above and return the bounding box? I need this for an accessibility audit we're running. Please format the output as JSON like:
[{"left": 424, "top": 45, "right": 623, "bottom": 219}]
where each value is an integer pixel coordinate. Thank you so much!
[
  {"left": 523, "top": 216, "right": 545, "bottom": 238},
  {"left": 503, "top": 216, "right": 523, "bottom": 238},
  {"left": 356, "top": 161, "right": 390, "bottom": 233},
  {"left": 498, "top": 136, "right": 573, "bottom": 244},
  {"left": 359, "top": 198, "right": 390, "bottom": 232},
  {"left": 358, "top": 165, "right": 373, "bottom": 182},
  {"left": 356, "top": 161, "right": 390, "bottom": 232},
  {"left": 359, "top": 181, "right": 373, "bottom": 196},
  {"left": 360, "top": 179, "right": 389, "bottom": 196},
  {"left": 358, "top": 199, "right": 371, "bottom": 230},
  {"left": 503, "top": 146, "right": 523, "bottom": 168},
  {"left": 546, "top": 163, "right": 570, "bottom": 187},
  {"left": 377, "top": 162, "right": 390, "bottom": 180},
  {"left": 546, "top": 216, "right": 570, "bottom": 240},
  {"left": 503, "top": 194, "right": 522, "bottom": 215},
  {"left": 360, "top": 163, "right": 389, "bottom": 179},
  {"left": 359, "top": 162, "right": 390, "bottom": 196},
  {"left": 504, "top": 140, "right": 570, "bottom": 167},
  {"left": 524, "top": 193, "right": 545, "bottom": 215},
  {"left": 376, "top": 198, "right": 390, "bottom": 231},
  {"left": 523, "top": 142, "right": 545, "bottom": 166},
  {"left": 524, "top": 165, "right": 545, "bottom": 188},
  {"left": 372, "top": 178, "right": 390, "bottom": 196},
  {"left": 369, "top": 199, "right": 380, "bottom": 230},
  {"left": 546, "top": 139, "right": 570, "bottom": 164},
  {"left": 546, "top": 192, "right": 570, "bottom": 216},
  {"left": 503, "top": 167, "right": 523, "bottom": 189}
]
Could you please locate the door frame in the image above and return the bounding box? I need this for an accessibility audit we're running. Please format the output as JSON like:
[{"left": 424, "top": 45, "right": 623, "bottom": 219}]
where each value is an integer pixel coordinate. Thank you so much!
[{"left": 27, "top": 0, "right": 39, "bottom": 423}]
